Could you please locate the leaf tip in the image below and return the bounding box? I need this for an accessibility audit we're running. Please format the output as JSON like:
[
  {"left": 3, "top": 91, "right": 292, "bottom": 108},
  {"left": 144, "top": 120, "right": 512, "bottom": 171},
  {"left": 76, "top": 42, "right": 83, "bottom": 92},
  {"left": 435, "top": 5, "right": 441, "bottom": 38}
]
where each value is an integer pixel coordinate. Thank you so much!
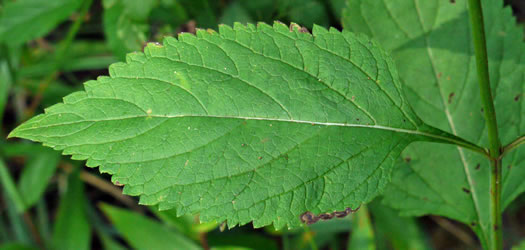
[
  {"left": 7, "top": 128, "right": 19, "bottom": 139},
  {"left": 7, "top": 119, "right": 35, "bottom": 140}
]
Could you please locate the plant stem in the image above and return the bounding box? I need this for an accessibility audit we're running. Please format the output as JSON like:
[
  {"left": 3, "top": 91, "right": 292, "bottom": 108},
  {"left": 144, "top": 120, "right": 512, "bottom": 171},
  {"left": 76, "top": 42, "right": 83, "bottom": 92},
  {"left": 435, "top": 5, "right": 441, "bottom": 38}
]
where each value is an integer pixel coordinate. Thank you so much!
[{"left": 467, "top": 0, "right": 503, "bottom": 249}]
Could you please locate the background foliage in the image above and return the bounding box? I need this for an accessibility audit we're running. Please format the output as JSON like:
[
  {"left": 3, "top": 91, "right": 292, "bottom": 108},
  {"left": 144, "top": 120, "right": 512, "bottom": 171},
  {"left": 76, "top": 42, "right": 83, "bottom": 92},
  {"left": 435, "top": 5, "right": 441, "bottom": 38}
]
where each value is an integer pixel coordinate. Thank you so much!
[{"left": 0, "top": 0, "right": 524, "bottom": 249}]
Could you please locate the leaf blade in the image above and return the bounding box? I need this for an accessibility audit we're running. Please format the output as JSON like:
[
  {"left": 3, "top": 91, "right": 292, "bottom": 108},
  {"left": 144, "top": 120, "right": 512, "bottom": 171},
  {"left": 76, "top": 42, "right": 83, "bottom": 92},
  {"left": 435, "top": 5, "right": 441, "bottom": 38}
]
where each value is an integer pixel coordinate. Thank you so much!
[
  {"left": 10, "top": 22, "right": 457, "bottom": 229},
  {"left": 100, "top": 204, "right": 200, "bottom": 250}
]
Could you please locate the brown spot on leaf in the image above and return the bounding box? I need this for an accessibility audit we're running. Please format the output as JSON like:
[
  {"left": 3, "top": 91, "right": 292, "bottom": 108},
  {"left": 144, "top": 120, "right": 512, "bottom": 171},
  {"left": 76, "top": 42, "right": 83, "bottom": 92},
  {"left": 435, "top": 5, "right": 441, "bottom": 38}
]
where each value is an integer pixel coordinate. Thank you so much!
[
  {"left": 180, "top": 20, "right": 197, "bottom": 34},
  {"left": 299, "top": 27, "right": 310, "bottom": 34},
  {"left": 515, "top": 94, "right": 521, "bottom": 102},
  {"left": 289, "top": 23, "right": 310, "bottom": 33},
  {"left": 446, "top": 76, "right": 451, "bottom": 81},
  {"left": 475, "top": 163, "right": 481, "bottom": 170},
  {"left": 300, "top": 207, "right": 360, "bottom": 225},
  {"left": 300, "top": 211, "right": 318, "bottom": 225},
  {"left": 448, "top": 92, "right": 455, "bottom": 104},
  {"left": 462, "top": 187, "right": 471, "bottom": 194},
  {"left": 319, "top": 213, "right": 334, "bottom": 220},
  {"left": 450, "top": 0, "right": 456, "bottom": 3},
  {"left": 258, "top": 156, "right": 263, "bottom": 160},
  {"left": 404, "top": 157, "right": 411, "bottom": 163},
  {"left": 437, "top": 72, "right": 443, "bottom": 78},
  {"left": 114, "top": 181, "right": 124, "bottom": 186}
]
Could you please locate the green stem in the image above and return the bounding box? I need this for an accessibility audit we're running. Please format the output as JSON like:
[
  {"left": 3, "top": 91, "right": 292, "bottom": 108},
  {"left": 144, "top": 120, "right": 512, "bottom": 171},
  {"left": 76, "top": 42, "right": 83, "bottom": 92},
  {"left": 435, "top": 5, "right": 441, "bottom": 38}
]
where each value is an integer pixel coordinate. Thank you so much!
[{"left": 467, "top": 0, "right": 503, "bottom": 249}]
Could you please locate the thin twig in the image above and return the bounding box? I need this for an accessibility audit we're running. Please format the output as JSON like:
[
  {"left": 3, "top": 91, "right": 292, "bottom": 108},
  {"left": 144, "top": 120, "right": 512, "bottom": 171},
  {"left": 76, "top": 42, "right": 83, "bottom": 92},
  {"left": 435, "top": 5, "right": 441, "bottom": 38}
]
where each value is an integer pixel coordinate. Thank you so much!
[
  {"left": 22, "top": 212, "right": 43, "bottom": 247},
  {"left": 60, "top": 163, "right": 145, "bottom": 213},
  {"left": 431, "top": 216, "right": 476, "bottom": 246}
]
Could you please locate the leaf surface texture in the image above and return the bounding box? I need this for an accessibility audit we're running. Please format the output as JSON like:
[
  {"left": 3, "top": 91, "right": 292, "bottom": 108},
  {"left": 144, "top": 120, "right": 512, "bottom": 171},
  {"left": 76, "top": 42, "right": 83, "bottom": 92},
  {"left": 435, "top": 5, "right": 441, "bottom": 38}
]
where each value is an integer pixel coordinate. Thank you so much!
[{"left": 11, "top": 22, "right": 452, "bottom": 228}]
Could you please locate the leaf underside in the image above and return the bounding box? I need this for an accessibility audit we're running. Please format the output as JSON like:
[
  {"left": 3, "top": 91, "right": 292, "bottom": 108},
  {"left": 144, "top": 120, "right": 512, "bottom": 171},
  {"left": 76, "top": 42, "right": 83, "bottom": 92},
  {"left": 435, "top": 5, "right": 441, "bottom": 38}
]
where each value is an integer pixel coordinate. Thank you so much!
[
  {"left": 344, "top": 0, "right": 525, "bottom": 246},
  {"left": 12, "top": 22, "right": 438, "bottom": 229}
]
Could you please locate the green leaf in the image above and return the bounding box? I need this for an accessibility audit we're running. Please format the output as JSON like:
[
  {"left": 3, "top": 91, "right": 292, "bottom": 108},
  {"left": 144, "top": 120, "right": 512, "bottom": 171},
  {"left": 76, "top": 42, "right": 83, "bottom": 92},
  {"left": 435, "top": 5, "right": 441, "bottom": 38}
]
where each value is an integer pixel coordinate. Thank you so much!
[
  {"left": 99, "top": 234, "right": 126, "bottom": 250},
  {"left": 179, "top": 0, "right": 218, "bottom": 29},
  {"left": 343, "top": 0, "right": 525, "bottom": 246},
  {"left": 118, "top": 0, "right": 158, "bottom": 21},
  {"left": 149, "top": 0, "right": 188, "bottom": 28},
  {"left": 17, "top": 148, "right": 60, "bottom": 209},
  {"left": 369, "top": 200, "right": 429, "bottom": 250},
  {"left": 279, "top": 0, "right": 329, "bottom": 28},
  {"left": 207, "top": 232, "right": 279, "bottom": 250},
  {"left": 301, "top": 217, "right": 353, "bottom": 249},
  {"left": 9, "top": 22, "right": 477, "bottom": 229},
  {"left": 0, "top": 243, "right": 38, "bottom": 250},
  {"left": 18, "top": 41, "right": 118, "bottom": 78},
  {"left": 0, "top": 164, "right": 32, "bottom": 243},
  {"left": 220, "top": 1, "right": 254, "bottom": 27},
  {"left": 19, "top": 79, "right": 80, "bottom": 108},
  {"left": 51, "top": 171, "right": 91, "bottom": 250},
  {"left": 0, "top": 46, "right": 13, "bottom": 123},
  {"left": 100, "top": 204, "right": 200, "bottom": 250},
  {"left": 238, "top": 0, "right": 277, "bottom": 23},
  {"left": 0, "top": 0, "right": 83, "bottom": 45},
  {"left": 151, "top": 208, "right": 218, "bottom": 239},
  {"left": 0, "top": 159, "right": 25, "bottom": 214},
  {"left": 329, "top": 0, "right": 346, "bottom": 20},
  {"left": 347, "top": 205, "right": 375, "bottom": 250},
  {"left": 103, "top": 0, "right": 149, "bottom": 60}
]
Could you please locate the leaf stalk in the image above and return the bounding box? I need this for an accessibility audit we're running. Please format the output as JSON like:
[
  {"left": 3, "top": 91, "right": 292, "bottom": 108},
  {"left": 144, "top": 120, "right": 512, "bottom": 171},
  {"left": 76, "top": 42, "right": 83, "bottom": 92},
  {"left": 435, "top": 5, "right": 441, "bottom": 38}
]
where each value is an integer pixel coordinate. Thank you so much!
[{"left": 500, "top": 135, "right": 525, "bottom": 160}]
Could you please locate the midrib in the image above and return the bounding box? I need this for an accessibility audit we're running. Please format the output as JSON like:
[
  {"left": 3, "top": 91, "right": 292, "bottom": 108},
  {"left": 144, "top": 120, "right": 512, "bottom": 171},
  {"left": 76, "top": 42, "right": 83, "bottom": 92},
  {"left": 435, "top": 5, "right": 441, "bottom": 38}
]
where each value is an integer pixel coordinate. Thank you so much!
[{"left": 16, "top": 112, "right": 481, "bottom": 152}]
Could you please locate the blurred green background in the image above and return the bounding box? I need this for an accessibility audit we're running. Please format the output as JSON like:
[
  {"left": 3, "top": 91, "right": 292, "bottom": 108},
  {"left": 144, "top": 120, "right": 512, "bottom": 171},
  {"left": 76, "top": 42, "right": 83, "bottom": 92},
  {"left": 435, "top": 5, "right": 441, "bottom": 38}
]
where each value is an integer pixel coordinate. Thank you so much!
[{"left": 0, "top": 0, "right": 524, "bottom": 249}]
